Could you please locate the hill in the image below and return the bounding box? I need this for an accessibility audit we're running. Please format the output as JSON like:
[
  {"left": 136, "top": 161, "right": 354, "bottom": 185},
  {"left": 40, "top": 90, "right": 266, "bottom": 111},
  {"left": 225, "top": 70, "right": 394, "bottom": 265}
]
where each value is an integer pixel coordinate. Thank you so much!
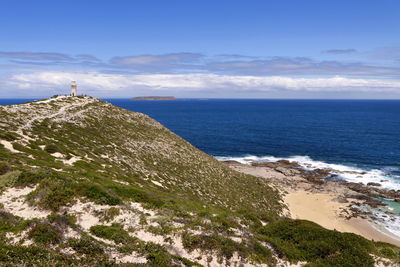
[{"left": 0, "top": 96, "right": 398, "bottom": 266}]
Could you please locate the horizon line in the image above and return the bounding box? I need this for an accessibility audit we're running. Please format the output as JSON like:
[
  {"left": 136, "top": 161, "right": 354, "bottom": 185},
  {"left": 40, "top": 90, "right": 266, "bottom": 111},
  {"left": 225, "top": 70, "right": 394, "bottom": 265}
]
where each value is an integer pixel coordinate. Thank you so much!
[{"left": 2, "top": 97, "right": 400, "bottom": 101}]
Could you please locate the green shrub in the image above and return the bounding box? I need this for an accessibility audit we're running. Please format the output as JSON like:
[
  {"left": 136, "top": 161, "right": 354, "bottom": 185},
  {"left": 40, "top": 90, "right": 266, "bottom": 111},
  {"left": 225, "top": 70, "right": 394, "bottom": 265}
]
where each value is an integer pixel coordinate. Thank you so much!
[
  {"left": 374, "top": 242, "right": 400, "bottom": 262},
  {"left": 248, "top": 240, "right": 273, "bottom": 263},
  {"left": 182, "top": 232, "right": 241, "bottom": 259},
  {"left": 67, "top": 236, "right": 104, "bottom": 255},
  {"left": 27, "top": 143, "right": 40, "bottom": 150},
  {"left": 147, "top": 221, "right": 173, "bottom": 236},
  {"left": 0, "top": 243, "right": 112, "bottom": 265},
  {"left": 44, "top": 144, "right": 61, "bottom": 154},
  {"left": 27, "top": 179, "right": 75, "bottom": 211},
  {"left": 258, "top": 219, "right": 375, "bottom": 266},
  {"left": 47, "top": 213, "right": 77, "bottom": 228},
  {"left": 90, "top": 223, "right": 131, "bottom": 244},
  {"left": 144, "top": 242, "right": 175, "bottom": 266},
  {"left": 102, "top": 207, "right": 120, "bottom": 222},
  {"left": 210, "top": 214, "right": 239, "bottom": 233},
  {"left": 14, "top": 171, "right": 45, "bottom": 186},
  {"left": 82, "top": 184, "right": 121, "bottom": 205},
  {"left": 111, "top": 185, "right": 164, "bottom": 207},
  {"left": 41, "top": 185, "right": 75, "bottom": 211},
  {"left": 12, "top": 143, "right": 25, "bottom": 152},
  {"left": 171, "top": 255, "right": 203, "bottom": 267},
  {"left": 0, "top": 211, "right": 22, "bottom": 232},
  {"left": 0, "top": 162, "right": 10, "bottom": 175},
  {"left": 28, "top": 223, "right": 62, "bottom": 245},
  {"left": 0, "top": 244, "right": 66, "bottom": 264},
  {"left": 0, "top": 132, "right": 18, "bottom": 141}
]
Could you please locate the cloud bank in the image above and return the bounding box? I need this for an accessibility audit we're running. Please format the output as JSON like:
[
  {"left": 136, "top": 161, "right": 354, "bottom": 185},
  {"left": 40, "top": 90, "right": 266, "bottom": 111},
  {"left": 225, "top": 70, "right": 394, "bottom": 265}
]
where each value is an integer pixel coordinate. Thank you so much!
[
  {"left": 2, "top": 51, "right": 400, "bottom": 77},
  {"left": 324, "top": 49, "right": 357, "bottom": 54},
  {"left": 7, "top": 71, "right": 400, "bottom": 94},
  {"left": 1, "top": 50, "right": 400, "bottom": 98}
]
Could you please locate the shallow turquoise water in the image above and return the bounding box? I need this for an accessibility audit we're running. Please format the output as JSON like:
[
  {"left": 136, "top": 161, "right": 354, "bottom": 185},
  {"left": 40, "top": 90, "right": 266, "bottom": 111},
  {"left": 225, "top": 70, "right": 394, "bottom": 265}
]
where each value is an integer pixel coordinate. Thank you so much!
[{"left": 378, "top": 198, "right": 400, "bottom": 214}]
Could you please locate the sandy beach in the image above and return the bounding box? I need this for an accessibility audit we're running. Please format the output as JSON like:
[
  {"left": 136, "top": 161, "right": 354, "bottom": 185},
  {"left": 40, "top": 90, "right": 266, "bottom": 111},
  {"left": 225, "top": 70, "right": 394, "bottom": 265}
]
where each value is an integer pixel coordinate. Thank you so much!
[
  {"left": 285, "top": 190, "right": 400, "bottom": 246},
  {"left": 225, "top": 161, "right": 400, "bottom": 247}
]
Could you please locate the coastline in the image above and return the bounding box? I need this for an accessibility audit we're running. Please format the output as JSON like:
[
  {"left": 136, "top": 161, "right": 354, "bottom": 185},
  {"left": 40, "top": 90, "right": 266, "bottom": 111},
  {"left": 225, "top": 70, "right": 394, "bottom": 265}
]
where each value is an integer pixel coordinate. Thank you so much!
[
  {"left": 223, "top": 160, "right": 400, "bottom": 247},
  {"left": 284, "top": 190, "right": 400, "bottom": 246}
]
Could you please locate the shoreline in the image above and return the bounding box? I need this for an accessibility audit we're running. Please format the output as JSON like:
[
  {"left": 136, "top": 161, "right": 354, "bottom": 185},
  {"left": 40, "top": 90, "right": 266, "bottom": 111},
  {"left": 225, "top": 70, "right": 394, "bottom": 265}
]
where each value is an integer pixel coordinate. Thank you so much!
[
  {"left": 284, "top": 190, "right": 400, "bottom": 246},
  {"left": 223, "top": 160, "right": 400, "bottom": 247}
]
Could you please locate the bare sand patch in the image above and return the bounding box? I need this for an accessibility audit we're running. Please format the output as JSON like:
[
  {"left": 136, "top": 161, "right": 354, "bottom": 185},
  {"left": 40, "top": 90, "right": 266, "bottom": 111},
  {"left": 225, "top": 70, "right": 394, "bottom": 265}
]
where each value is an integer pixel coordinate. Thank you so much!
[
  {"left": 0, "top": 186, "right": 50, "bottom": 219},
  {"left": 0, "top": 140, "right": 20, "bottom": 153}
]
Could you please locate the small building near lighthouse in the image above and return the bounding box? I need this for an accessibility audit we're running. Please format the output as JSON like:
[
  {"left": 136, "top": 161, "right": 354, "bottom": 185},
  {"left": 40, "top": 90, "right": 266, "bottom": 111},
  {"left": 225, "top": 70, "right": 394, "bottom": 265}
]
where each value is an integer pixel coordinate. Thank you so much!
[{"left": 71, "top": 81, "right": 77, "bottom": 96}]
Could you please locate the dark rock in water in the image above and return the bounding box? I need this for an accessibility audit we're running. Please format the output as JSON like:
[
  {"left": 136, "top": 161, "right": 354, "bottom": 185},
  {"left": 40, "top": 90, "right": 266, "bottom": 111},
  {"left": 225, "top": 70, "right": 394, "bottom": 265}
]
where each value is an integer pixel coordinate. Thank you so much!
[
  {"left": 346, "top": 182, "right": 364, "bottom": 191},
  {"left": 298, "top": 168, "right": 332, "bottom": 184},
  {"left": 367, "top": 182, "right": 381, "bottom": 187},
  {"left": 344, "top": 182, "right": 400, "bottom": 202},
  {"left": 395, "top": 198, "right": 400, "bottom": 203},
  {"left": 275, "top": 167, "right": 300, "bottom": 176},
  {"left": 364, "top": 198, "right": 387, "bottom": 208},
  {"left": 348, "top": 194, "right": 370, "bottom": 201},
  {"left": 307, "top": 168, "right": 331, "bottom": 178},
  {"left": 251, "top": 160, "right": 301, "bottom": 168},
  {"left": 252, "top": 159, "right": 333, "bottom": 184},
  {"left": 325, "top": 174, "right": 346, "bottom": 182}
]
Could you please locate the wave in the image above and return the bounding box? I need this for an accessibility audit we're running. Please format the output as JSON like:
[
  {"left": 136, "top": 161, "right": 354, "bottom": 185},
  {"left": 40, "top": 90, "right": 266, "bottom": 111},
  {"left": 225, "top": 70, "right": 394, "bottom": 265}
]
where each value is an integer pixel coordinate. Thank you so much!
[
  {"left": 358, "top": 204, "right": 400, "bottom": 238},
  {"left": 216, "top": 154, "right": 400, "bottom": 239},
  {"left": 215, "top": 154, "right": 400, "bottom": 191}
]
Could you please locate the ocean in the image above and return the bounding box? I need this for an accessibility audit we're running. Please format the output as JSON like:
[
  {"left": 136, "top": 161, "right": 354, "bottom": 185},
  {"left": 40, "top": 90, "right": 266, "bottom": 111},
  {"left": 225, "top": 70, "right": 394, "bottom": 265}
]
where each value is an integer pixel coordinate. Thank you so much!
[
  {"left": 105, "top": 99, "right": 400, "bottom": 187},
  {"left": 2, "top": 98, "right": 400, "bottom": 235}
]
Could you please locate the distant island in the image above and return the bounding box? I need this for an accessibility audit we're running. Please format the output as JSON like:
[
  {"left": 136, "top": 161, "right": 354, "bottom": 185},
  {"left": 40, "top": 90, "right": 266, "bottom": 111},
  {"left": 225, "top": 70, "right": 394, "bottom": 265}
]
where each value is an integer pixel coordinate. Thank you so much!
[{"left": 132, "top": 96, "right": 176, "bottom": 100}]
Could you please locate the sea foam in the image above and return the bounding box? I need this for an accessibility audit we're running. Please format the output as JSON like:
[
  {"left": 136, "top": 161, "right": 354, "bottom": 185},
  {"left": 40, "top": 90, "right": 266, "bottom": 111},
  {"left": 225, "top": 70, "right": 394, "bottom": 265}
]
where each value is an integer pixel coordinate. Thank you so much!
[{"left": 216, "top": 155, "right": 400, "bottom": 191}]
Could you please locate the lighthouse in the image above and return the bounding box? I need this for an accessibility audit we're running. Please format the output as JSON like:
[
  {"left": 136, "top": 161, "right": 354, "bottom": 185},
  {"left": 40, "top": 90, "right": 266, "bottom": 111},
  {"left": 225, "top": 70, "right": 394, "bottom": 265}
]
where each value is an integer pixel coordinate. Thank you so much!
[{"left": 71, "top": 81, "right": 77, "bottom": 96}]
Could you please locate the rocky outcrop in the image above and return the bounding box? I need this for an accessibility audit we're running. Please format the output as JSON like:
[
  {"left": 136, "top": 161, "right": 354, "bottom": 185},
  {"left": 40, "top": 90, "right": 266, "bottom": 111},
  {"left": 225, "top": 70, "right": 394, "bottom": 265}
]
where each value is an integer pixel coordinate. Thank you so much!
[
  {"left": 297, "top": 168, "right": 332, "bottom": 183},
  {"left": 345, "top": 182, "right": 400, "bottom": 201},
  {"left": 367, "top": 182, "right": 382, "bottom": 187},
  {"left": 251, "top": 159, "right": 301, "bottom": 168}
]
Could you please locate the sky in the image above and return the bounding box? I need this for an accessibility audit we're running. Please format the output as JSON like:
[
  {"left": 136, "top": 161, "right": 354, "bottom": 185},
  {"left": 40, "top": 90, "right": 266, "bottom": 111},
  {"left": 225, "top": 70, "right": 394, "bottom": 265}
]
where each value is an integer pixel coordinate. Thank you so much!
[{"left": 1, "top": 0, "right": 400, "bottom": 98}]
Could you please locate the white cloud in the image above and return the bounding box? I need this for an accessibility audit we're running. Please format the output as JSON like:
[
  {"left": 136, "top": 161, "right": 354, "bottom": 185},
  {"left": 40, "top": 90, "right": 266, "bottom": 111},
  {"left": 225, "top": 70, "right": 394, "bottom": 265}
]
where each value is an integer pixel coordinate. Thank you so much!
[{"left": 6, "top": 71, "right": 400, "bottom": 94}]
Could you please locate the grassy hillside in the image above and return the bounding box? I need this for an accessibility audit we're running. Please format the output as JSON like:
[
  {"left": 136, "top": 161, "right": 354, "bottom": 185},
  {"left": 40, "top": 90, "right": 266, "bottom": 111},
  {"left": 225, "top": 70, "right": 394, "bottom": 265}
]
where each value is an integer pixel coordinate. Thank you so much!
[{"left": 0, "top": 96, "right": 398, "bottom": 266}]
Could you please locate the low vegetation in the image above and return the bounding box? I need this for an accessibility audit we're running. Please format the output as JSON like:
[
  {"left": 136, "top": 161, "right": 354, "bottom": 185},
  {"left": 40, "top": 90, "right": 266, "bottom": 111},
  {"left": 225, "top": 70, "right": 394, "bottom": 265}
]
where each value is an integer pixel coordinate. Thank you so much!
[
  {"left": 28, "top": 222, "right": 62, "bottom": 245},
  {"left": 90, "top": 223, "right": 201, "bottom": 266},
  {"left": 0, "top": 162, "right": 10, "bottom": 175},
  {"left": 257, "top": 219, "right": 400, "bottom": 266},
  {"left": 43, "top": 144, "right": 61, "bottom": 154}
]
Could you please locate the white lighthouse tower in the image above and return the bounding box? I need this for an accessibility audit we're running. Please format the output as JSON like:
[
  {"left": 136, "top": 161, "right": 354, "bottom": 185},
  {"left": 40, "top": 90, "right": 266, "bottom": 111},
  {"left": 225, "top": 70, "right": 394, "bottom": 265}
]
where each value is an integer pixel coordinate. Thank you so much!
[{"left": 70, "top": 81, "right": 77, "bottom": 96}]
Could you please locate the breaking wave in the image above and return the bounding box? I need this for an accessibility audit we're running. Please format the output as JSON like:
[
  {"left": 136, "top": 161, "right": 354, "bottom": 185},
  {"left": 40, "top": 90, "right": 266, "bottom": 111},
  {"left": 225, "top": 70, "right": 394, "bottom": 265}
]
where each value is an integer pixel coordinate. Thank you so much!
[{"left": 215, "top": 154, "right": 400, "bottom": 191}]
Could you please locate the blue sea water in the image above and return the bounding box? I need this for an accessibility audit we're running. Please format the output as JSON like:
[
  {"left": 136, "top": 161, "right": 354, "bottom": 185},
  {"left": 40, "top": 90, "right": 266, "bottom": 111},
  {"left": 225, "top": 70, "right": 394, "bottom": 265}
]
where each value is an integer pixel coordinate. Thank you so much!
[
  {"left": 1, "top": 98, "right": 400, "bottom": 188},
  {"left": 108, "top": 99, "right": 400, "bottom": 164},
  {"left": 102, "top": 99, "right": 400, "bottom": 179}
]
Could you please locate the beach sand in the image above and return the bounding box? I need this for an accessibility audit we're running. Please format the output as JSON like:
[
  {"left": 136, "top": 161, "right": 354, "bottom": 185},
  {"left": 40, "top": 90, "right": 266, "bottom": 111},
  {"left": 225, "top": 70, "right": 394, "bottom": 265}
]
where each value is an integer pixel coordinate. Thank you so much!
[
  {"left": 226, "top": 162, "right": 400, "bottom": 247},
  {"left": 285, "top": 190, "right": 400, "bottom": 246}
]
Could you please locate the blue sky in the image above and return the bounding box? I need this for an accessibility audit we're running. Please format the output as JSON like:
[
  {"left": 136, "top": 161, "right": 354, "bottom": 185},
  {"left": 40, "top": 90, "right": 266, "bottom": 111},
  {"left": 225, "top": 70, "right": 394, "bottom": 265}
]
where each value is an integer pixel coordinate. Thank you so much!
[{"left": 1, "top": 0, "right": 400, "bottom": 98}]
